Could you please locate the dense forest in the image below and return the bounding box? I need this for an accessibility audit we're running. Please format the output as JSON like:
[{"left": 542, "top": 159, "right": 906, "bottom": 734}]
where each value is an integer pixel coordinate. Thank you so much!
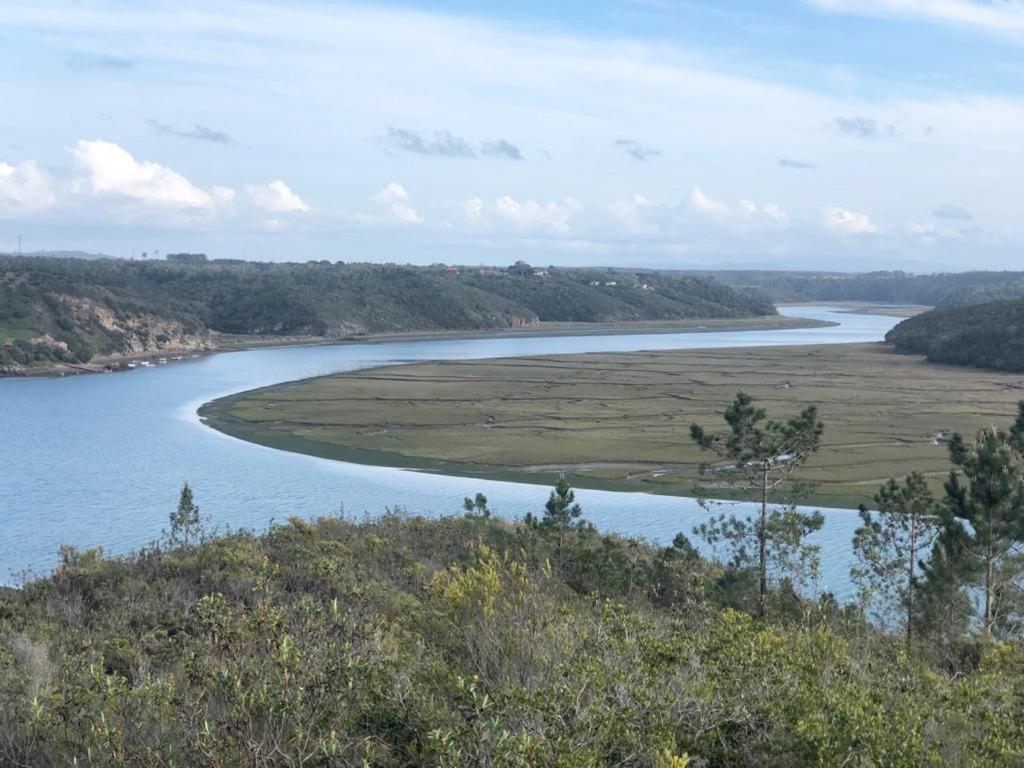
[
  {"left": 3, "top": 395, "right": 1024, "bottom": 765},
  {"left": 696, "top": 269, "right": 1024, "bottom": 307},
  {"left": 0, "top": 255, "right": 773, "bottom": 369},
  {"left": 886, "top": 298, "right": 1024, "bottom": 372}
]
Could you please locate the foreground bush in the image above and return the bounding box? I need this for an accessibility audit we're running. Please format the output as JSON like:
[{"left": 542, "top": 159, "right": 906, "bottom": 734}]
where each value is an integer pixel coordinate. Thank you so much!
[{"left": 1, "top": 513, "right": 1022, "bottom": 766}]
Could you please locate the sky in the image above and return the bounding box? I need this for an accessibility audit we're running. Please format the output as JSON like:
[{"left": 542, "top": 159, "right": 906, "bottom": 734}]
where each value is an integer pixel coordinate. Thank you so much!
[{"left": 1, "top": 0, "right": 1024, "bottom": 270}]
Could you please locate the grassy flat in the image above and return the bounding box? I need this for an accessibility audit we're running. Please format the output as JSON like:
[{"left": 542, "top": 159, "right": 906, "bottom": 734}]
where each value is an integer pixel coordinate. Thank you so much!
[{"left": 202, "top": 342, "right": 1024, "bottom": 508}]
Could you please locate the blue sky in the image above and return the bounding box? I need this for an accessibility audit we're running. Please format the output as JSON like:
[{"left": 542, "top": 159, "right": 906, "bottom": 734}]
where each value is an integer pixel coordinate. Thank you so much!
[{"left": 2, "top": 0, "right": 1024, "bottom": 269}]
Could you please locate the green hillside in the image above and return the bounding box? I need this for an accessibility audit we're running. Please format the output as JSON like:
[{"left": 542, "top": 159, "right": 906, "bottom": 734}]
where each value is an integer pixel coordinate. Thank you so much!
[
  {"left": 0, "top": 256, "right": 774, "bottom": 369},
  {"left": 886, "top": 298, "right": 1024, "bottom": 371},
  {"left": 695, "top": 269, "right": 1024, "bottom": 307}
]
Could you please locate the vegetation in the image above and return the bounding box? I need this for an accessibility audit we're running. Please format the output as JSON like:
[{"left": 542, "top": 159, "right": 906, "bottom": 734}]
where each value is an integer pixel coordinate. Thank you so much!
[
  {"left": 696, "top": 268, "right": 1024, "bottom": 307},
  {"left": 0, "top": 255, "right": 773, "bottom": 369},
  {"left": 852, "top": 472, "right": 941, "bottom": 643},
  {"left": 202, "top": 342, "right": 1024, "bottom": 508},
  {"left": 3, "top": 472, "right": 1024, "bottom": 766},
  {"left": 886, "top": 298, "right": 1024, "bottom": 371},
  {"left": 691, "top": 392, "right": 824, "bottom": 614},
  {"left": 922, "top": 417, "right": 1024, "bottom": 638}
]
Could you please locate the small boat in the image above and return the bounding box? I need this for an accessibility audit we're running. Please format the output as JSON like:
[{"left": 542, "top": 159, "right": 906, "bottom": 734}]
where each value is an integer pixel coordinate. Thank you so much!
[
  {"left": 158, "top": 357, "right": 168, "bottom": 364},
  {"left": 127, "top": 362, "right": 138, "bottom": 369},
  {"left": 171, "top": 356, "right": 183, "bottom": 361},
  {"left": 140, "top": 361, "right": 153, "bottom": 367}
]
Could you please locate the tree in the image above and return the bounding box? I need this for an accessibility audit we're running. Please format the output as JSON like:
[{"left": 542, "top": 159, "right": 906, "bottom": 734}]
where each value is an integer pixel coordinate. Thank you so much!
[
  {"left": 691, "top": 392, "right": 824, "bottom": 616},
  {"left": 541, "top": 473, "right": 583, "bottom": 531},
  {"left": 695, "top": 504, "right": 824, "bottom": 602},
  {"left": 169, "top": 482, "right": 203, "bottom": 547},
  {"left": 526, "top": 474, "right": 586, "bottom": 572},
  {"left": 926, "top": 426, "right": 1024, "bottom": 638},
  {"left": 463, "top": 492, "right": 491, "bottom": 518},
  {"left": 852, "top": 472, "right": 941, "bottom": 644}
]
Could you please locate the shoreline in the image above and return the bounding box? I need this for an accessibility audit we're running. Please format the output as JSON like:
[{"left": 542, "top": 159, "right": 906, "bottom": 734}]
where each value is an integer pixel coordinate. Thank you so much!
[{"left": 2, "top": 313, "right": 830, "bottom": 378}]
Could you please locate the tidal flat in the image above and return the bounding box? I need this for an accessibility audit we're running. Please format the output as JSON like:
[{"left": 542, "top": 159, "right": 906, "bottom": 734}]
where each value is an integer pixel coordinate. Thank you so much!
[{"left": 202, "top": 341, "right": 1024, "bottom": 508}]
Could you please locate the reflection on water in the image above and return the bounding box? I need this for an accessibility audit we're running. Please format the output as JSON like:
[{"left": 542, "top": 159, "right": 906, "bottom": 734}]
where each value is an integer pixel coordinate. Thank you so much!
[{"left": 0, "top": 306, "right": 900, "bottom": 597}]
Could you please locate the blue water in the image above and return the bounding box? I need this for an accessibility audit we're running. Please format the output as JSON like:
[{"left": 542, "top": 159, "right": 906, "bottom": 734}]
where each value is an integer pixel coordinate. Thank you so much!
[{"left": 0, "top": 305, "right": 900, "bottom": 597}]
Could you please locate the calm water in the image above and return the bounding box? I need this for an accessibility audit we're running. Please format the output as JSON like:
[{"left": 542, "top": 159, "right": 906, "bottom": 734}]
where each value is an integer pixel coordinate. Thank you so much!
[{"left": 0, "top": 306, "right": 899, "bottom": 597}]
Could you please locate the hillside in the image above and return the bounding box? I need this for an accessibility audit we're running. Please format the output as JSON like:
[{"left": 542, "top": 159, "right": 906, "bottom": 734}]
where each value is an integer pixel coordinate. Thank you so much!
[
  {"left": 694, "top": 269, "right": 1024, "bottom": 307},
  {"left": 0, "top": 256, "right": 773, "bottom": 371},
  {"left": 886, "top": 298, "right": 1024, "bottom": 371},
  {"left": 1, "top": 509, "right": 1021, "bottom": 765}
]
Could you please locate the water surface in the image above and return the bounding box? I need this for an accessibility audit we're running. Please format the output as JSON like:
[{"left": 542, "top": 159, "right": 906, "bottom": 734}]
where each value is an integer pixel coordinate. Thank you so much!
[{"left": 0, "top": 305, "right": 899, "bottom": 596}]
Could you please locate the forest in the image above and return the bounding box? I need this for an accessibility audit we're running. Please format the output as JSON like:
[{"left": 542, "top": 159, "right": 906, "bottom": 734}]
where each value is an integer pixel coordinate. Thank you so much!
[
  {"left": 886, "top": 298, "right": 1024, "bottom": 372},
  {"left": 699, "top": 269, "right": 1024, "bottom": 307}
]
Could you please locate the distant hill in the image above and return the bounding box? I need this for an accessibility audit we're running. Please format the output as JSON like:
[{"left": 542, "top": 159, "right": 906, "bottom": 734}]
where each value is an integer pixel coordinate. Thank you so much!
[
  {"left": 0, "top": 256, "right": 773, "bottom": 369},
  {"left": 691, "top": 269, "right": 1024, "bottom": 307},
  {"left": 0, "top": 250, "right": 114, "bottom": 261},
  {"left": 886, "top": 299, "right": 1024, "bottom": 372}
]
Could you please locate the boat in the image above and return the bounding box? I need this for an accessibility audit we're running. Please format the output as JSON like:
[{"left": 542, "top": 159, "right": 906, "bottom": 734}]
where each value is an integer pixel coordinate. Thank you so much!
[
  {"left": 127, "top": 362, "right": 137, "bottom": 369},
  {"left": 158, "top": 357, "right": 168, "bottom": 364}
]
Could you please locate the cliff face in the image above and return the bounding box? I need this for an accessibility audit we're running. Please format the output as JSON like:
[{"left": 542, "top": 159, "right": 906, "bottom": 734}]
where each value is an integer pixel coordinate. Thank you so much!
[{"left": 56, "top": 295, "right": 214, "bottom": 358}]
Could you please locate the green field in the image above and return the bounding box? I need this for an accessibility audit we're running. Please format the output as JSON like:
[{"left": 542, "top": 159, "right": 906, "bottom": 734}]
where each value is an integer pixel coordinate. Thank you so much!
[{"left": 202, "top": 342, "right": 1024, "bottom": 508}]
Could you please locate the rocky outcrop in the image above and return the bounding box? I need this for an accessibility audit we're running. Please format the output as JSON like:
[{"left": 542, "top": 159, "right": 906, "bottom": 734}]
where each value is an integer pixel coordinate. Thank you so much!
[{"left": 56, "top": 295, "right": 214, "bottom": 357}]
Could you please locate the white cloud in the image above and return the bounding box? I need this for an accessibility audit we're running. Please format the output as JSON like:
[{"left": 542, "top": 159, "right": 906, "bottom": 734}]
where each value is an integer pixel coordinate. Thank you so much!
[
  {"left": 738, "top": 200, "right": 790, "bottom": 226},
  {"left": 0, "top": 160, "right": 56, "bottom": 214},
  {"left": 456, "top": 195, "right": 581, "bottom": 235},
  {"left": 690, "top": 186, "right": 728, "bottom": 217},
  {"left": 366, "top": 182, "right": 423, "bottom": 224},
  {"left": 608, "top": 193, "right": 658, "bottom": 235},
  {"left": 806, "top": 0, "right": 1024, "bottom": 34},
  {"left": 71, "top": 139, "right": 214, "bottom": 208},
  {"left": 762, "top": 203, "right": 790, "bottom": 224},
  {"left": 246, "top": 179, "right": 310, "bottom": 213},
  {"left": 823, "top": 205, "right": 878, "bottom": 235}
]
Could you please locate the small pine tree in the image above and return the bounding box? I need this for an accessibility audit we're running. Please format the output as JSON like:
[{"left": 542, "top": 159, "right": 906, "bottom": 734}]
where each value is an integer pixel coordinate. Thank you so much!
[
  {"left": 169, "top": 482, "right": 202, "bottom": 547},
  {"left": 542, "top": 473, "right": 583, "bottom": 531}
]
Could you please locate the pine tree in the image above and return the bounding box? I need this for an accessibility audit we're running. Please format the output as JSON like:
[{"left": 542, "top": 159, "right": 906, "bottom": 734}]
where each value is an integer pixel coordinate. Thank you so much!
[
  {"left": 169, "top": 482, "right": 202, "bottom": 547},
  {"left": 691, "top": 392, "right": 824, "bottom": 616},
  {"left": 542, "top": 473, "right": 583, "bottom": 531},
  {"left": 852, "top": 471, "right": 941, "bottom": 644},
  {"left": 532, "top": 473, "right": 585, "bottom": 572},
  {"left": 931, "top": 426, "right": 1024, "bottom": 637}
]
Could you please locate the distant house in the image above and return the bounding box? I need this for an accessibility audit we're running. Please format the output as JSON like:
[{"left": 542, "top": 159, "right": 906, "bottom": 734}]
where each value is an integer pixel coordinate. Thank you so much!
[
  {"left": 641, "top": 283, "right": 655, "bottom": 291},
  {"left": 446, "top": 265, "right": 460, "bottom": 276},
  {"left": 590, "top": 281, "right": 600, "bottom": 286},
  {"left": 1, "top": 343, "right": 14, "bottom": 352},
  {"left": 533, "top": 268, "right": 549, "bottom": 277},
  {"left": 604, "top": 281, "right": 617, "bottom": 287}
]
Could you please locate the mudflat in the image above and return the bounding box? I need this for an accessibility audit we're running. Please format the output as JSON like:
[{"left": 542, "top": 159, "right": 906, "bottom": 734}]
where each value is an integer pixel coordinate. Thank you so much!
[{"left": 202, "top": 341, "right": 1024, "bottom": 508}]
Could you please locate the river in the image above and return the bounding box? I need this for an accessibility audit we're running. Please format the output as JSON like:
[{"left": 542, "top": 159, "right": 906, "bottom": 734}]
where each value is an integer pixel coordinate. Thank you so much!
[{"left": 0, "top": 305, "right": 900, "bottom": 597}]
